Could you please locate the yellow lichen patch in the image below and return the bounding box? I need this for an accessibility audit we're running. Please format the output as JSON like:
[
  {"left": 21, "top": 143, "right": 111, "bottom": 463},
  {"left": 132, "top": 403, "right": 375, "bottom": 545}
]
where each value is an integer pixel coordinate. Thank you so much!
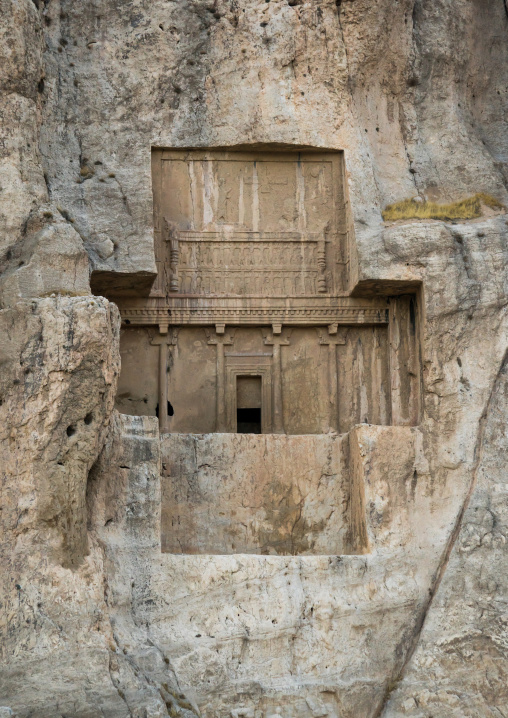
[{"left": 382, "top": 193, "right": 505, "bottom": 222}]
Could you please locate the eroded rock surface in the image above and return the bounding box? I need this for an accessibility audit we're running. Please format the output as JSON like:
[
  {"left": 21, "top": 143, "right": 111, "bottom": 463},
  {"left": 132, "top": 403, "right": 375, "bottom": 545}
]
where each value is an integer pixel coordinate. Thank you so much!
[
  {"left": 382, "top": 354, "right": 508, "bottom": 717},
  {"left": 1, "top": 0, "right": 508, "bottom": 716},
  {"left": 0, "top": 296, "right": 123, "bottom": 712}
]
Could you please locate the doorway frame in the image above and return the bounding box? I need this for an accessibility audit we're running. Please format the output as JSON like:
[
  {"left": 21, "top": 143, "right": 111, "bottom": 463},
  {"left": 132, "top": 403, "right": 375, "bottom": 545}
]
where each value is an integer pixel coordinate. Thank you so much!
[{"left": 225, "top": 355, "right": 272, "bottom": 433}]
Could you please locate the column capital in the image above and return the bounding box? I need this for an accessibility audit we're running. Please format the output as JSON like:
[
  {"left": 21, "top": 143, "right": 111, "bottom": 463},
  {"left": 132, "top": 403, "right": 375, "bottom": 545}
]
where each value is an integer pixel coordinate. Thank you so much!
[
  {"left": 316, "top": 327, "right": 346, "bottom": 346},
  {"left": 204, "top": 327, "right": 236, "bottom": 346},
  {"left": 149, "top": 327, "right": 179, "bottom": 346},
  {"left": 262, "top": 327, "right": 292, "bottom": 346}
]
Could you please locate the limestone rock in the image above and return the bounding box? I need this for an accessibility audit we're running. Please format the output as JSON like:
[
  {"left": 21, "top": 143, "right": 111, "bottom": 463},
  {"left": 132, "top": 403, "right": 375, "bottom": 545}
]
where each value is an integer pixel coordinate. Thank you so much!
[
  {"left": 0, "top": 207, "right": 91, "bottom": 307},
  {"left": 381, "top": 354, "right": 508, "bottom": 717},
  {"left": 39, "top": 0, "right": 508, "bottom": 290},
  {"left": 0, "top": 0, "right": 47, "bottom": 252},
  {"left": 0, "top": 296, "right": 120, "bottom": 710},
  {"left": 160, "top": 433, "right": 352, "bottom": 555},
  {"left": 1, "top": 0, "right": 508, "bottom": 716},
  {"left": 88, "top": 413, "right": 200, "bottom": 718}
]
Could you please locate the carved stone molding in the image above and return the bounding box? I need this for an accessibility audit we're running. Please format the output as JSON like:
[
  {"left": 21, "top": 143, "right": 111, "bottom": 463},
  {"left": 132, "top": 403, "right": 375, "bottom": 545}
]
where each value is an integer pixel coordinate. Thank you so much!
[
  {"left": 120, "top": 303, "right": 389, "bottom": 327},
  {"left": 171, "top": 230, "right": 337, "bottom": 296},
  {"left": 224, "top": 357, "right": 273, "bottom": 433}
]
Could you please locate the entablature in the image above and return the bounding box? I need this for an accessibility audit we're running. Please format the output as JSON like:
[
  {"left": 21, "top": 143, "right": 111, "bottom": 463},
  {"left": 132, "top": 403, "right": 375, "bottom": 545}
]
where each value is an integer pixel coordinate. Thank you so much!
[{"left": 118, "top": 296, "right": 389, "bottom": 329}]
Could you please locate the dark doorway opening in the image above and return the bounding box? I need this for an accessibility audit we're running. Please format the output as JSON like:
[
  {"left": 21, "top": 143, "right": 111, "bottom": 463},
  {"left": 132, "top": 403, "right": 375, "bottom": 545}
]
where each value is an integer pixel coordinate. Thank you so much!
[
  {"left": 236, "top": 376, "right": 262, "bottom": 433},
  {"left": 237, "top": 407, "right": 262, "bottom": 434}
]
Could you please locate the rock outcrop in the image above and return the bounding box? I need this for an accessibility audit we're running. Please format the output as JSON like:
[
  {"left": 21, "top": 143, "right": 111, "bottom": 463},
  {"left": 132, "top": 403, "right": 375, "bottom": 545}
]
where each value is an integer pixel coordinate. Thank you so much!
[
  {"left": 0, "top": 2, "right": 197, "bottom": 714},
  {"left": 1, "top": 0, "right": 508, "bottom": 716}
]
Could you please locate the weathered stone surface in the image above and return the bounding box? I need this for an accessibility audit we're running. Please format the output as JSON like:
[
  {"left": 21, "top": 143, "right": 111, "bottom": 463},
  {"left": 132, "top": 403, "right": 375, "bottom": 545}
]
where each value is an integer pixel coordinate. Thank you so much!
[
  {"left": 0, "top": 0, "right": 47, "bottom": 253},
  {"left": 0, "top": 296, "right": 122, "bottom": 713},
  {"left": 39, "top": 0, "right": 508, "bottom": 286},
  {"left": 0, "top": 207, "right": 90, "bottom": 307},
  {"left": 381, "top": 354, "right": 508, "bottom": 717},
  {"left": 87, "top": 413, "right": 200, "bottom": 718},
  {"left": 78, "top": 418, "right": 430, "bottom": 717},
  {"left": 0, "top": 322, "right": 199, "bottom": 717},
  {"left": 1, "top": 0, "right": 508, "bottom": 716},
  {"left": 80, "top": 419, "right": 485, "bottom": 717},
  {"left": 160, "top": 433, "right": 352, "bottom": 555},
  {"left": 149, "top": 425, "right": 433, "bottom": 717}
]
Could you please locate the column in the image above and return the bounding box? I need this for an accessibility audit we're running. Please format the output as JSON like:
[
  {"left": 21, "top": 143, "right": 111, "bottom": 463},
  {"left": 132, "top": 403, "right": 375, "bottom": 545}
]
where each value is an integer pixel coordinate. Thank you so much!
[
  {"left": 150, "top": 326, "right": 179, "bottom": 433},
  {"left": 216, "top": 341, "right": 226, "bottom": 431},
  {"left": 317, "top": 325, "right": 346, "bottom": 433},
  {"left": 263, "top": 326, "right": 292, "bottom": 434},
  {"left": 204, "top": 326, "right": 236, "bottom": 432}
]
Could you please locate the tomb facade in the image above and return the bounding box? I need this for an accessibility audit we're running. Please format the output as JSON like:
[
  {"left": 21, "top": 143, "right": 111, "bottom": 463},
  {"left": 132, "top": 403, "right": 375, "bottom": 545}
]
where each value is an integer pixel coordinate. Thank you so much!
[
  {"left": 116, "top": 148, "right": 420, "bottom": 437},
  {"left": 115, "top": 148, "right": 421, "bottom": 555}
]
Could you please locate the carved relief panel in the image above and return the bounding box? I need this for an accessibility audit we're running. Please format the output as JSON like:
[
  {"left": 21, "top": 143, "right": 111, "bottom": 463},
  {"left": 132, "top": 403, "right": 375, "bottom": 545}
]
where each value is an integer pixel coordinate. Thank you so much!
[{"left": 150, "top": 149, "right": 348, "bottom": 299}]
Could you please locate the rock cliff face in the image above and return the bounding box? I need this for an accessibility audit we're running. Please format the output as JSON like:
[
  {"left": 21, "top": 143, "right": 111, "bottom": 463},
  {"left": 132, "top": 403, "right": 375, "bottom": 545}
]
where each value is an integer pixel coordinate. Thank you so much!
[{"left": 1, "top": 1, "right": 508, "bottom": 717}]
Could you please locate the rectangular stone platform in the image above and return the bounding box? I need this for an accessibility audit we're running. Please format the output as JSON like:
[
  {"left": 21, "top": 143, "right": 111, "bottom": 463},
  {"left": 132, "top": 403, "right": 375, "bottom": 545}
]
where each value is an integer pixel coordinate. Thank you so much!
[{"left": 161, "top": 433, "right": 364, "bottom": 555}]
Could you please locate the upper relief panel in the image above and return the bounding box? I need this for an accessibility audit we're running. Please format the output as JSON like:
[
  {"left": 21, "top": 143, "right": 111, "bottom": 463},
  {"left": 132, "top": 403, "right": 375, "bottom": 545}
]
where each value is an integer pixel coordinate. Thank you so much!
[{"left": 151, "top": 149, "right": 349, "bottom": 298}]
